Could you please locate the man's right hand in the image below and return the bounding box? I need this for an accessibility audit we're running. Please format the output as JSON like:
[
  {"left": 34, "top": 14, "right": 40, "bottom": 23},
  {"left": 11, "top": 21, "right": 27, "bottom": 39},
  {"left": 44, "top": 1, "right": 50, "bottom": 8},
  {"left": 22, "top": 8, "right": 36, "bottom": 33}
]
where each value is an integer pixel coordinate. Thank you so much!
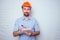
[
  {"left": 13, "top": 26, "right": 27, "bottom": 37},
  {"left": 24, "top": 30, "right": 32, "bottom": 36}
]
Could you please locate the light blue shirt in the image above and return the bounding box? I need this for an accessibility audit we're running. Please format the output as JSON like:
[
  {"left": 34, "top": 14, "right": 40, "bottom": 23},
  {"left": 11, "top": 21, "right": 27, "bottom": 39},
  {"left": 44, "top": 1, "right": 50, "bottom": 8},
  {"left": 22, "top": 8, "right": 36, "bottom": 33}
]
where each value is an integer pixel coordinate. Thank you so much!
[{"left": 13, "top": 16, "right": 40, "bottom": 40}]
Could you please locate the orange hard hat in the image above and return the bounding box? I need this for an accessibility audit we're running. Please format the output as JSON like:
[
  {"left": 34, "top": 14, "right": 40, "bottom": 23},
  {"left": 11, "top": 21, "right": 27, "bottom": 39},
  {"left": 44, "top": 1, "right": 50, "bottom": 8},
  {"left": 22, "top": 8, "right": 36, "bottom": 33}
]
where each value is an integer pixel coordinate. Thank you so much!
[{"left": 22, "top": 1, "right": 31, "bottom": 8}]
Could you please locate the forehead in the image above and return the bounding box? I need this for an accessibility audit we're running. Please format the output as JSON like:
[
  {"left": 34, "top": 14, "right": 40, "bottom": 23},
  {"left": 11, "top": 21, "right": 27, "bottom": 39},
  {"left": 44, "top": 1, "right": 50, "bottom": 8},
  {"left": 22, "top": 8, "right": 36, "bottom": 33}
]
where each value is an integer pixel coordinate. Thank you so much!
[{"left": 23, "top": 6, "right": 31, "bottom": 9}]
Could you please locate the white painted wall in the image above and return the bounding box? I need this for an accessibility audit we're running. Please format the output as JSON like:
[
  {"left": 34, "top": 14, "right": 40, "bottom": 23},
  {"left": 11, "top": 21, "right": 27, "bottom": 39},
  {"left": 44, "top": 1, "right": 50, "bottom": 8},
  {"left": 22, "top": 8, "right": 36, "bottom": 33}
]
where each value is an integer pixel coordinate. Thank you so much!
[{"left": 0, "top": 0, "right": 60, "bottom": 40}]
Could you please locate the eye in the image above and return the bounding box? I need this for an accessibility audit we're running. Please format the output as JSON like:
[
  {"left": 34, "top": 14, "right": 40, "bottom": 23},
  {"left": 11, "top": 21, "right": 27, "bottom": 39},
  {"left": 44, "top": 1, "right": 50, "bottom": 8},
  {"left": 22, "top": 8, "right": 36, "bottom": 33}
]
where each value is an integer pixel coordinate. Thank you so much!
[
  {"left": 23, "top": 8, "right": 26, "bottom": 10},
  {"left": 28, "top": 8, "right": 30, "bottom": 10}
]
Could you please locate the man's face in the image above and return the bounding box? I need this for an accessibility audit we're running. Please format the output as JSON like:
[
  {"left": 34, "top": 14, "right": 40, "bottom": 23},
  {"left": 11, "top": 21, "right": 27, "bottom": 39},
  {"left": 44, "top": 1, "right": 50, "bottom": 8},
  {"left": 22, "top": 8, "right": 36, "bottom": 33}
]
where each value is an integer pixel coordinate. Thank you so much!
[{"left": 22, "top": 6, "right": 31, "bottom": 17}]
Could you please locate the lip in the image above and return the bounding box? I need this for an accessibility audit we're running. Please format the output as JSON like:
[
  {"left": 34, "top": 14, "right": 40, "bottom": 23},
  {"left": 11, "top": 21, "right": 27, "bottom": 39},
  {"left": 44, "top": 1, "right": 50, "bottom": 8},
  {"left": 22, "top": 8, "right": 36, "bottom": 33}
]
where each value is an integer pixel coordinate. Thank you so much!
[{"left": 25, "top": 12, "right": 28, "bottom": 13}]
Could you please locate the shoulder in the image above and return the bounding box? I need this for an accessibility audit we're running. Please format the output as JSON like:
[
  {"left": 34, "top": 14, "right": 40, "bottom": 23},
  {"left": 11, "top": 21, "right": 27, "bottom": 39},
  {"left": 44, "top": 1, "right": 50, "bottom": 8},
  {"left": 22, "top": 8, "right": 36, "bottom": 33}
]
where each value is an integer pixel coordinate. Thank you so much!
[
  {"left": 15, "top": 17, "right": 23, "bottom": 22},
  {"left": 30, "top": 17, "right": 37, "bottom": 22}
]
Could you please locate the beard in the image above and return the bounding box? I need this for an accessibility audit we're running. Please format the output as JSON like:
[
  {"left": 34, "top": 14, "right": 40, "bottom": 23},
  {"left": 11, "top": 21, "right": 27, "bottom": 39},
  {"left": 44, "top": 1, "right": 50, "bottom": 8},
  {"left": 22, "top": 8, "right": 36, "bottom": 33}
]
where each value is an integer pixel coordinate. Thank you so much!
[{"left": 24, "top": 12, "right": 29, "bottom": 17}]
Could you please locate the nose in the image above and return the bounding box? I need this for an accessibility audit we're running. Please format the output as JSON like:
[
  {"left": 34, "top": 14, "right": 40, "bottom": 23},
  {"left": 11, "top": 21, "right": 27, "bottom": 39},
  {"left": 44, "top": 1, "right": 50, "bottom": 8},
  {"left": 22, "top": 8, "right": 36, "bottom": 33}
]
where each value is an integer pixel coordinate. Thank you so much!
[{"left": 25, "top": 9, "right": 29, "bottom": 12}]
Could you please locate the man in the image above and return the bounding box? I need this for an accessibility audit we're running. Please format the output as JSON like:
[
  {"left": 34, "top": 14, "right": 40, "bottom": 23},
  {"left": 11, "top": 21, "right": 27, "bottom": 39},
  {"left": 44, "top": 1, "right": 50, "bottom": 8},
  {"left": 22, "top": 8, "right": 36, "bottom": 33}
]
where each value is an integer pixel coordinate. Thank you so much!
[{"left": 13, "top": 1, "right": 40, "bottom": 40}]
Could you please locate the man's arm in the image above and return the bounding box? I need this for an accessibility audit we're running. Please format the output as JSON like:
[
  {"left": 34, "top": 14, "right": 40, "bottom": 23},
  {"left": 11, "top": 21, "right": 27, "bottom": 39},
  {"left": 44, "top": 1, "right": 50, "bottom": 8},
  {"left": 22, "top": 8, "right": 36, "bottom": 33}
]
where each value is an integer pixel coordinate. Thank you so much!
[
  {"left": 31, "top": 20, "right": 40, "bottom": 36},
  {"left": 32, "top": 31, "right": 40, "bottom": 36},
  {"left": 13, "top": 30, "right": 22, "bottom": 37},
  {"left": 13, "top": 26, "right": 27, "bottom": 37},
  {"left": 24, "top": 30, "right": 40, "bottom": 36}
]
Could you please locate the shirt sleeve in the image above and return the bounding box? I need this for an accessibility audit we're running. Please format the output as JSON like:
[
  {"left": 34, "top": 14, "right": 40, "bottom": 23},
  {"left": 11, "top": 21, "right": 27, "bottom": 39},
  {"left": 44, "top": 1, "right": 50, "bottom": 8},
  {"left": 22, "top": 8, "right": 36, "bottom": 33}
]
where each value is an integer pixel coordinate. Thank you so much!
[
  {"left": 33, "top": 20, "right": 40, "bottom": 31},
  {"left": 13, "top": 20, "right": 19, "bottom": 32}
]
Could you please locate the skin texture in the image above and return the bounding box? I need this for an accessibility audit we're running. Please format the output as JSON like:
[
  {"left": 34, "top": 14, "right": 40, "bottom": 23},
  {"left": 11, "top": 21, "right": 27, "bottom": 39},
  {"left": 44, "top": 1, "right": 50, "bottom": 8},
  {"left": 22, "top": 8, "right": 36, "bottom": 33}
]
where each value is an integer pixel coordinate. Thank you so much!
[
  {"left": 13, "top": 6, "right": 40, "bottom": 37},
  {"left": 22, "top": 6, "right": 31, "bottom": 17}
]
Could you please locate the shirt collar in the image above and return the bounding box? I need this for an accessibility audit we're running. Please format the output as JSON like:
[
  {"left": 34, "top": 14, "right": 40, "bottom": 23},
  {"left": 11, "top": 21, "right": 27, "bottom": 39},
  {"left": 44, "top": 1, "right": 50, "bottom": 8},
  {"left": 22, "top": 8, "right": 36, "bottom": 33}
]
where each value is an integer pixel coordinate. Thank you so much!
[{"left": 22, "top": 16, "right": 31, "bottom": 21}]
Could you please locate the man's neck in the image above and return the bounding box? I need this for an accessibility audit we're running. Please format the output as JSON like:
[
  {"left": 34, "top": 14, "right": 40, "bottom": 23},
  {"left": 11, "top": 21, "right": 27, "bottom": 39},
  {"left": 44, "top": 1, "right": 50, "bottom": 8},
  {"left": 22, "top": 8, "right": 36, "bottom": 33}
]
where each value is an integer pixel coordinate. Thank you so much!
[{"left": 24, "top": 16, "right": 29, "bottom": 19}]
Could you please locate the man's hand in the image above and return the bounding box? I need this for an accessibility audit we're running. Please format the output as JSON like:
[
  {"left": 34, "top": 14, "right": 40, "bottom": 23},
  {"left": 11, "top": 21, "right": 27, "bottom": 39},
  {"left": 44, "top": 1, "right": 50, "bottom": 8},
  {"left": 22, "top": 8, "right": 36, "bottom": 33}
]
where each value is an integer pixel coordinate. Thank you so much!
[
  {"left": 24, "top": 30, "right": 32, "bottom": 36},
  {"left": 13, "top": 26, "right": 27, "bottom": 37},
  {"left": 21, "top": 25, "right": 28, "bottom": 31},
  {"left": 21, "top": 26, "right": 32, "bottom": 36},
  {"left": 24, "top": 30, "right": 40, "bottom": 36}
]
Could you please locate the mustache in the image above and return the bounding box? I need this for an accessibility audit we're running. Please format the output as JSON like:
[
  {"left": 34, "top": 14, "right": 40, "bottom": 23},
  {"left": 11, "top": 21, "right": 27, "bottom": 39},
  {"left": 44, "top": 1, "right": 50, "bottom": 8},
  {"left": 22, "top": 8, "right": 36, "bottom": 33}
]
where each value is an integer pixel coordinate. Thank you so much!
[
  {"left": 24, "top": 13, "right": 29, "bottom": 17},
  {"left": 24, "top": 12, "right": 29, "bottom": 13}
]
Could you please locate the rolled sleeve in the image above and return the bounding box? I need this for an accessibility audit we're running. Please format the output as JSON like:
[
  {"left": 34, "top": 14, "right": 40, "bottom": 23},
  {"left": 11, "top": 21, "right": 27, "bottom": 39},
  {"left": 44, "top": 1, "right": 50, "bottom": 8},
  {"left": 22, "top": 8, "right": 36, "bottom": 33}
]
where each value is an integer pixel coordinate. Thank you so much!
[{"left": 34, "top": 20, "right": 40, "bottom": 31}]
